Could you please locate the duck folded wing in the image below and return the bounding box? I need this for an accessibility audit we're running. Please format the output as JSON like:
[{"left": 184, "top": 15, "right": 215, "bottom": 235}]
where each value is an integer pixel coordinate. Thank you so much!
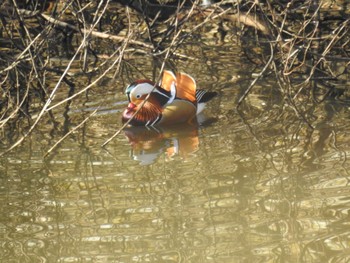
[
  {"left": 160, "top": 70, "right": 176, "bottom": 93},
  {"left": 175, "top": 72, "right": 197, "bottom": 104},
  {"left": 160, "top": 100, "right": 197, "bottom": 125},
  {"left": 160, "top": 70, "right": 197, "bottom": 104}
]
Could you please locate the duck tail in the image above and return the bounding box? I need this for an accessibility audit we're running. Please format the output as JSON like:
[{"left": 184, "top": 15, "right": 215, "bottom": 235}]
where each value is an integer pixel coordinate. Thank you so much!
[
  {"left": 196, "top": 90, "right": 218, "bottom": 103},
  {"left": 196, "top": 90, "right": 217, "bottom": 114}
]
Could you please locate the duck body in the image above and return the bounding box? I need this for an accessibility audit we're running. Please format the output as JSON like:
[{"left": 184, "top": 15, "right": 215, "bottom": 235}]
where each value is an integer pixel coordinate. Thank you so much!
[{"left": 122, "top": 70, "right": 217, "bottom": 126}]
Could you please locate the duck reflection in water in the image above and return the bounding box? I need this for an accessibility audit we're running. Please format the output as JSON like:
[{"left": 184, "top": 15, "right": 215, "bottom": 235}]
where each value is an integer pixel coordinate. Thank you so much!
[{"left": 124, "top": 116, "right": 215, "bottom": 165}]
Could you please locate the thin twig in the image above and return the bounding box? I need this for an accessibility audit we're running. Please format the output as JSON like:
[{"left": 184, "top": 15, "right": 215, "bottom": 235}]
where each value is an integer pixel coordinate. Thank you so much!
[
  {"left": 101, "top": 5, "right": 192, "bottom": 147},
  {"left": 0, "top": 2, "right": 111, "bottom": 156},
  {"left": 236, "top": 42, "right": 274, "bottom": 108},
  {"left": 46, "top": 35, "right": 130, "bottom": 111},
  {"left": 44, "top": 108, "right": 98, "bottom": 157},
  {"left": 40, "top": 13, "right": 154, "bottom": 50}
]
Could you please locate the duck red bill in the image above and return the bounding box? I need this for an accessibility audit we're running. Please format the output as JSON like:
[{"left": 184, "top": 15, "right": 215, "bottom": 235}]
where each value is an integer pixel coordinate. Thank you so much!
[{"left": 127, "top": 103, "right": 137, "bottom": 110}]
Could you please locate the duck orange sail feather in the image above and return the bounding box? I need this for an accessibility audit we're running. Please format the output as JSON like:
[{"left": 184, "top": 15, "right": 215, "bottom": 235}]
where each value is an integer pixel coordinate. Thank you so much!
[{"left": 161, "top": 70, "right": 197, "bottom": 104}]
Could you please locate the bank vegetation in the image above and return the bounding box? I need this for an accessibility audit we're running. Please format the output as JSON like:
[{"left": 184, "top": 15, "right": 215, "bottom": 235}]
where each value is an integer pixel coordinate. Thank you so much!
[{"left": 0, "top": 0, "right": 349, "bottom": 151}]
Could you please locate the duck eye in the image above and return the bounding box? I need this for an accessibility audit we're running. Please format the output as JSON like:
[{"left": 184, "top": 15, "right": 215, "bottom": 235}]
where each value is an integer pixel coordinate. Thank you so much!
[{"left": 136, "top": 94, "right": 141, "bottom": 99}]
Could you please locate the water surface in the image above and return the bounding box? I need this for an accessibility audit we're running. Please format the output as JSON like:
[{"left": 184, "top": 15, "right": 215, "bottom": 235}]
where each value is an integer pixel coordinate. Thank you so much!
[{"left": 1, "top": 6, "right": 350, "bottom": 263}]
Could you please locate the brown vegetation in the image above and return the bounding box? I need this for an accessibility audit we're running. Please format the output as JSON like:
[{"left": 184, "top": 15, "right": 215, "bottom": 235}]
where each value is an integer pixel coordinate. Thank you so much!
[{"left": 0, "top": 0, "right": 349, "bottom": 152}]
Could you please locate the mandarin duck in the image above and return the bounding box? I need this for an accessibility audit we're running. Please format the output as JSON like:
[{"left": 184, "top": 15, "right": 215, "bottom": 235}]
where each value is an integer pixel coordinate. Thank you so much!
[{"left": 122, "top": 70, "right": 217, "bottom": 126}]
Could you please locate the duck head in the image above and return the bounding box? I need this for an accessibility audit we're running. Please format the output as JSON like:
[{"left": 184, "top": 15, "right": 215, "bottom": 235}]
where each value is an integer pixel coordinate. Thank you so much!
[{"left": 122, "top": 80, "right": 171, "bottom": 126}]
